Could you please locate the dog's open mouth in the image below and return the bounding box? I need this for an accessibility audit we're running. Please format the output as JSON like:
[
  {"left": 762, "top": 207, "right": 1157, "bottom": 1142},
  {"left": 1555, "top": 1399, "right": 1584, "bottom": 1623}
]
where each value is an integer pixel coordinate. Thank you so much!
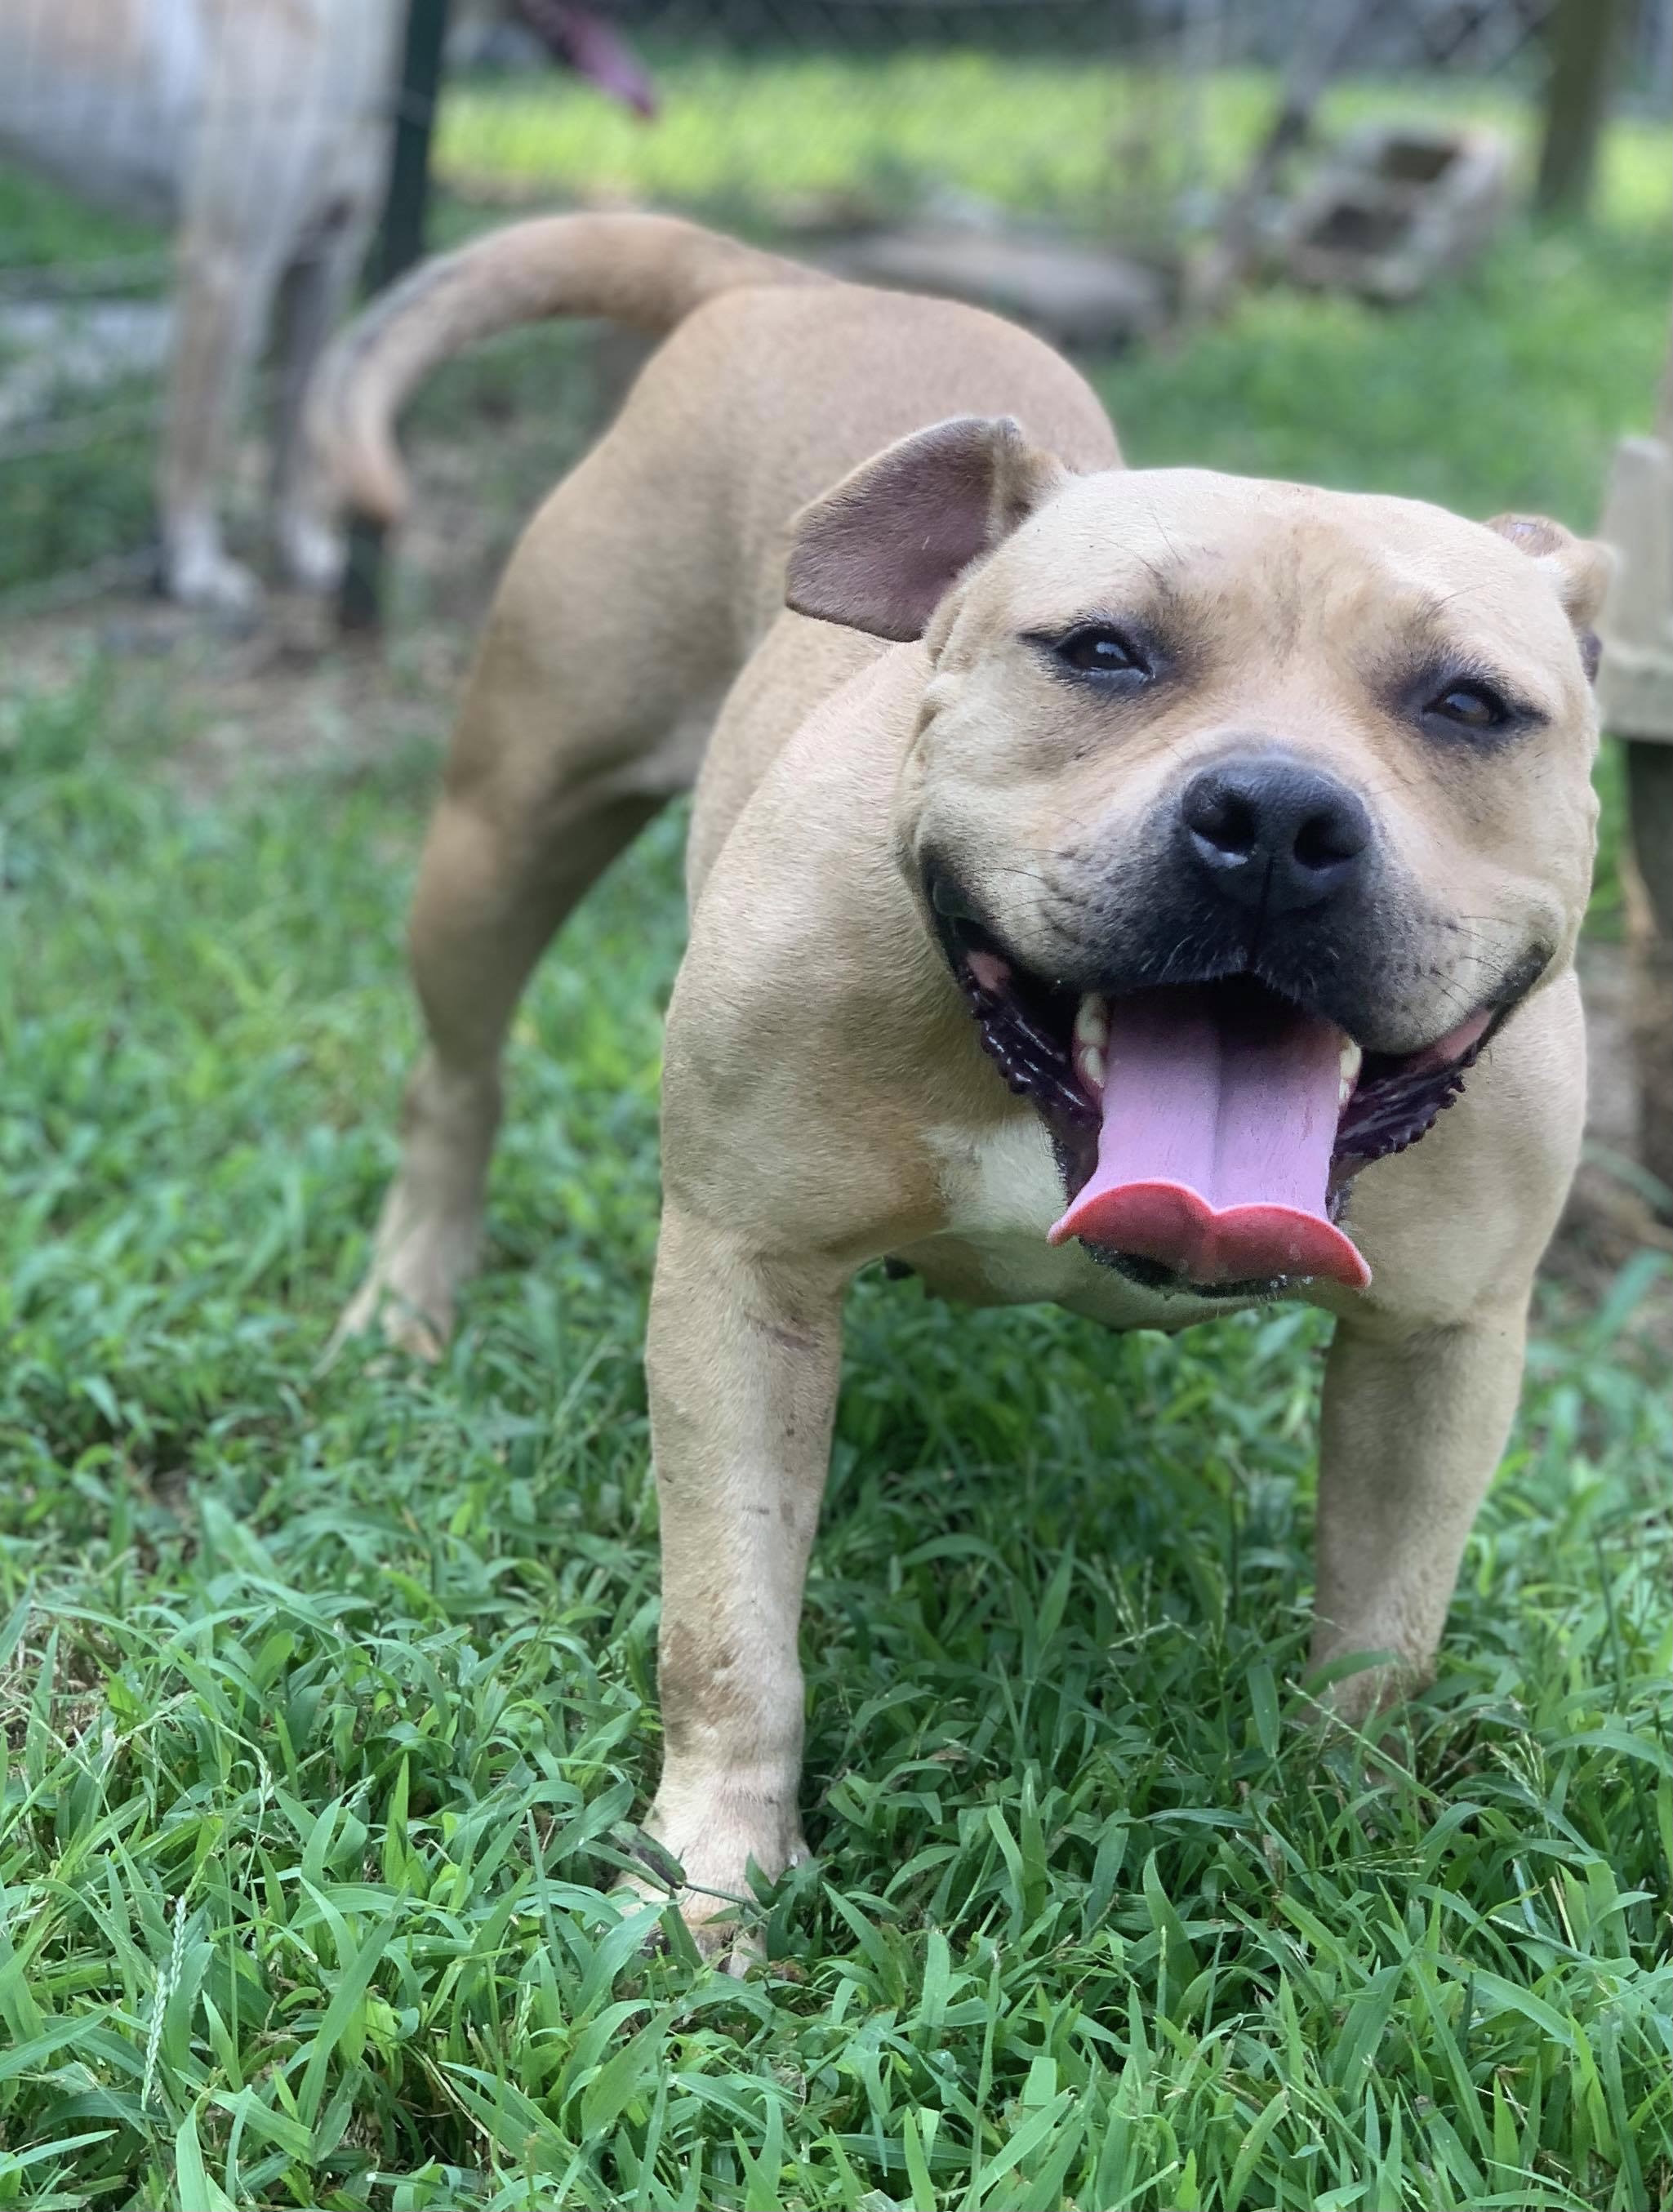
[{"left": 940, "top": 907, "right": 1496, "bottom": 1297}]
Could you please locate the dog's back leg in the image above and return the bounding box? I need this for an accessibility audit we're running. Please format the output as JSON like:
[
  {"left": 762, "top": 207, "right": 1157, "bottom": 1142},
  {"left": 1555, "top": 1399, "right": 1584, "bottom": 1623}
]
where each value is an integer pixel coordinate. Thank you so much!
[
  {"left": 269, "top": 209, "right": 380, "bottom": 593},
  {"left": 333, "top": 435, "right": 732, "bottom": 1355}
]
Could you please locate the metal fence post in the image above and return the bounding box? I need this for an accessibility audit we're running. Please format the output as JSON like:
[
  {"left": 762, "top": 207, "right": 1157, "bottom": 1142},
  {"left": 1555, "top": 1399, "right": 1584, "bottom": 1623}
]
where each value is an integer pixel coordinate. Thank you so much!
[{"left": 339, "top": 0, "right": 454, "bottom": 637}]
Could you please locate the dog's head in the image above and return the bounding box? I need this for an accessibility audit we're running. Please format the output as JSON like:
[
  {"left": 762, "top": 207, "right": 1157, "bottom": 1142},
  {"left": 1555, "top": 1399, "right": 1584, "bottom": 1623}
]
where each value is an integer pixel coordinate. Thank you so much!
[{"left": 786, "top": 416, "right": 1608, "bottom": 1297}]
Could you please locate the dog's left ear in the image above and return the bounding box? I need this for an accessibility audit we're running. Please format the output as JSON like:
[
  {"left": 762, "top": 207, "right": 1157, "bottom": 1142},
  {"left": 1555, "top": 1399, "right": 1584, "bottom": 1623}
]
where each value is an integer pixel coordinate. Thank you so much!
[
  {"left": 1487, "top": 514, "right": 1614, "bottom": 679},
  {"left": 785, "top": 415, "right": 1067, "bottom": 643}
]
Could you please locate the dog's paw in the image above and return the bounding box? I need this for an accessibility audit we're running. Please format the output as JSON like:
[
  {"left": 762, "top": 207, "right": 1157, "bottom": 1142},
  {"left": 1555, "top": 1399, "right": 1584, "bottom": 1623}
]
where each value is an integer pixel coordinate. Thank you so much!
[
  {"left": 328, "top": 1188, "right": 486, "bottom": 1365},
  {"left": 632, "top": 1894, "right": 765, "bottom": 1980},
  {"left": 687, "top": 1917, "right": 765, "bottom": 1979},
  {"left": 278, "top": 514, "right": 346, "bottom": 595},
  {"left": 162, "top": 539, "right": 264, "bottom": 617},
  {"left": 329, "top": 1269, "right": 452, "bottom": 1364},
  {"left": 635, "top": 1786, "right": 809, "bottom": 1968},
  {"left": 1304, "top": 1644, "right": 1427, "bottom": 1738}
]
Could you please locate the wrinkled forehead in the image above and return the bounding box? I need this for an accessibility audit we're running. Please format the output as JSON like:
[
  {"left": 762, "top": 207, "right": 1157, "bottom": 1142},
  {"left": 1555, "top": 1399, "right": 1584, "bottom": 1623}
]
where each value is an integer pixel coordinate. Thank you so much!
[{"left": 990, "top": 467, "right": 1574, "bottom": 671}]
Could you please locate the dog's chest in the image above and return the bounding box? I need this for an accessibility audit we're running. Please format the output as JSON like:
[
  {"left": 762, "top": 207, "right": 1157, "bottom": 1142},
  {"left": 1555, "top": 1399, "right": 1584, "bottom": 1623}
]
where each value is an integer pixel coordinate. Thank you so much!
[{"left": 906, "top": 1115, "right": 1243, "bottom": 1331}]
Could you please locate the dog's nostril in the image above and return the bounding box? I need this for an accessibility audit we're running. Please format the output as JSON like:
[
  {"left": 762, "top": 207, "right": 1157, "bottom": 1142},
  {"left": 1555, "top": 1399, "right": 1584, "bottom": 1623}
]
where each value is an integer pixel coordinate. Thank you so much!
[
  {"left": 1295, "top": 807, "right": 1365, "bottom": 871},
  {"left": 1184, "top": 781, "right": 1257, "bottom": 860}
]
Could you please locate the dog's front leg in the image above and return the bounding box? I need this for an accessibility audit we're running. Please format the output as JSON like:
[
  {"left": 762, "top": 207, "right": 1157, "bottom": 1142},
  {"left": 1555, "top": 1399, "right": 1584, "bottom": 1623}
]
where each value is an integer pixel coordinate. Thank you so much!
[
  {"left": 643, "top": 1204, "right": 845, "bottom": 1944},
  {"left": 1311, "top": 1295, "right": 1529, "bottom": 1725}
]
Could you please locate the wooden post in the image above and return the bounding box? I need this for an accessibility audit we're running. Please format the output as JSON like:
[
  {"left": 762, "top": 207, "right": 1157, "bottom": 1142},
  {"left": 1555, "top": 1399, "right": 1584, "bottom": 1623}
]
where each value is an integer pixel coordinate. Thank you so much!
[
  {"left": 1625, "top": 741, "right": 1673, "bottom": 1201},
  {"left": 1597, "top": 256, "right": 1673, "bottom": 1210},
  {"left": 339, "top": 0, "right": 454, "bottom": 638},
  {"left": 1535, "top": 0, "right": 1627, "bottom": 221},
  {"left": 1631, "top": 279, "right": 1673, "bottom": 1208}
]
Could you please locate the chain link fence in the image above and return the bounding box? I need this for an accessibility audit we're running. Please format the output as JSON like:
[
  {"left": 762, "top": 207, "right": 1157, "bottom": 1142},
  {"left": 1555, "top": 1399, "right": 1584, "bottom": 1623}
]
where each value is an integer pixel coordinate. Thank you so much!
[
  {"left": 0, "top": 0, "right": 1666, "bottom": 614},
  {"left": 437, "top": 0, "right": 1569, "bottom": 243}
]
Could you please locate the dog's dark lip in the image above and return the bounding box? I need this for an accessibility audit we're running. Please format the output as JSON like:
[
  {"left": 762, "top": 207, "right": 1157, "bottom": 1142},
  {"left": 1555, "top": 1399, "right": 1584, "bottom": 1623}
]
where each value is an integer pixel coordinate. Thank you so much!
[
  {"left": 924, "top": 864, "right": 1533, "bottom": 1297},
  {"left": 1092, "top": 1245, "right": 1284, "bottom": 1301}
]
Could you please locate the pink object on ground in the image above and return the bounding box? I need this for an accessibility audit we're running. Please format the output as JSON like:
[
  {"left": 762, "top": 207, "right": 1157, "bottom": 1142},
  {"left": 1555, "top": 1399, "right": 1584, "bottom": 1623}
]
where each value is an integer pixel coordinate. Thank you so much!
[{"left": 1048, "top": 986, "right": 1372, "bottom": 1289}]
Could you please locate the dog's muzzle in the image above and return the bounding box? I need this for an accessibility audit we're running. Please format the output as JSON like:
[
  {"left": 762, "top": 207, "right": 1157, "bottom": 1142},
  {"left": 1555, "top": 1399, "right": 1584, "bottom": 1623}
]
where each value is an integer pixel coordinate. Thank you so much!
[{"left": 931, "top": 815, "right": 1533, "bottom": 1299}]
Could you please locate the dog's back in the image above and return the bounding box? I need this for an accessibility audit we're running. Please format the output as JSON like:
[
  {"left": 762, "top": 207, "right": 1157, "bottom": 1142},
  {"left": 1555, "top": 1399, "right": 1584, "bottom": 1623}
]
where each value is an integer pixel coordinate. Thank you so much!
[
  {"left": 0, "top": 0, "right": 400, "bottom": 226},
  {"left": 311, "top": 211, "right": 1120, "bottom": 808},
  {"left": 0, "top": 0, "right": 194, "bottom": 218},
  {"left": 320, "top": 215, "right": 1119, "bottom": 1355}
]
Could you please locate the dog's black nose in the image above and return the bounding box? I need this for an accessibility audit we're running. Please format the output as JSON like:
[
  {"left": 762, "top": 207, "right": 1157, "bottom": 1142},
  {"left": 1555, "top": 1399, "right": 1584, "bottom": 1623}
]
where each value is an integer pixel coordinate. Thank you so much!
[{"left": 1178, "top": 754, "right": 1372, "bottom": 916}]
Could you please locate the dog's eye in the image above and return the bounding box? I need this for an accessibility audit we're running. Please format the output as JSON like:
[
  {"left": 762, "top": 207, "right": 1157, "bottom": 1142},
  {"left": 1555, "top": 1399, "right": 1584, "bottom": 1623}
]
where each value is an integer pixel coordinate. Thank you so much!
[
  {"left": 1054, "top": 625, "right": 1150, "bottom": 680},
  {"left": 1426, "top": 680, "right": 1508, "bottom": 730}
]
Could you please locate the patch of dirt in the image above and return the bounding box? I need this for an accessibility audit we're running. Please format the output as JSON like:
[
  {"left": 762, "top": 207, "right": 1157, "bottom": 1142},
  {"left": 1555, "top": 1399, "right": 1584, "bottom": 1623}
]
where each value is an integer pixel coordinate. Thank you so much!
[
  {"left": 0, "top": 319, "right": 630, "bottom": 782},
  {"left": 2, "top": 591, "right": 468, "bottom": 790},
  {"left": 1546, "top": 941, "right": 1673, "bottom": 1350},
  {"left": 0, "top": 421, "right": 547, "bottom": 788}
]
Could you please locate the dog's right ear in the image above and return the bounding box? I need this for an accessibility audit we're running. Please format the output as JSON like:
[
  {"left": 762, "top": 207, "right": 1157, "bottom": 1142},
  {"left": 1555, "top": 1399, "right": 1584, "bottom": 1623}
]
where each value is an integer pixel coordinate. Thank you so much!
[{"left": 785, "top": 415, "right": 1066, "bottom": 643}]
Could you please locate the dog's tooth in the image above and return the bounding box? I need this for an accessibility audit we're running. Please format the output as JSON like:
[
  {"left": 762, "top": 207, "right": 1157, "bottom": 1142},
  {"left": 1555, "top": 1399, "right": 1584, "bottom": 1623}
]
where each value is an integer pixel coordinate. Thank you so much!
[
  {"left": 1339, "top": 1039, "right": 1364, "bottom": 1088},
  {"left": 1082, "top": 1044, "right": 1107, "bottom": 1093},
  {"left": 1075, "top": 994, "right": 1110, "bottom": 1050},
  {"left": 967, "top": 949, "right": 1012, "bottom": 995}
]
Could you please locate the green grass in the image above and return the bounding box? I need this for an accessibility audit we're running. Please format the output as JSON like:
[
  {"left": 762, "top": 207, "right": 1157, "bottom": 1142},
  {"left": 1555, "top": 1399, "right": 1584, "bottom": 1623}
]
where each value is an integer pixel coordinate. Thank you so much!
[
  {"left": 0, "top": 171, "right": 164, "bottom": 599},
  {"left": 1, "top": 60, "right": 1671, "bottom": 2212},
  {"left": 437, "top": 55, "right": 1673, "bottom": 235},
  {"left": 0, "top": 167, "right": 158, "bottom": 274}
]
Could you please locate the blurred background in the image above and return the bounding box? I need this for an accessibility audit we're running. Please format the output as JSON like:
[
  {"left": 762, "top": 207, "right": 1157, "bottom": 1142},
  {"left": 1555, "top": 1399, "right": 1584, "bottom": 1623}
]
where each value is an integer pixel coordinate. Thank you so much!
[
  {"left": 2, "top": 0, "right": 1669, "bottom": 1251},
  {"left": 1, "top": 0, "right": 1667, "bottom": 608}
]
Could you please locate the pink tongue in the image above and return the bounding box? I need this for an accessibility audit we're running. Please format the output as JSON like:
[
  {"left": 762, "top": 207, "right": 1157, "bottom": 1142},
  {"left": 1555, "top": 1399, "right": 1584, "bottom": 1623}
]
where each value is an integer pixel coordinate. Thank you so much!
[{"left": 1048, "top": 987, "right": 1371, "bottom": 1289}]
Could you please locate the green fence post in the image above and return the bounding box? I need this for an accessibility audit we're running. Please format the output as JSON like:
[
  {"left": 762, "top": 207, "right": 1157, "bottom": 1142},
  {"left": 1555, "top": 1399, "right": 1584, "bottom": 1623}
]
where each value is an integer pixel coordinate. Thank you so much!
[{"left": 339, "top": 0, "right": 454, "bottom": 637}]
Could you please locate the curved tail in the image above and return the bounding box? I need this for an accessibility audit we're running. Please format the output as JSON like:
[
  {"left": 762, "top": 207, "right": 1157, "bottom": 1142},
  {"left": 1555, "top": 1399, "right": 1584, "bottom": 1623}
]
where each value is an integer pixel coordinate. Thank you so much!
[{"left": 309, "top": 212, "right": 821, "bottom": 527}]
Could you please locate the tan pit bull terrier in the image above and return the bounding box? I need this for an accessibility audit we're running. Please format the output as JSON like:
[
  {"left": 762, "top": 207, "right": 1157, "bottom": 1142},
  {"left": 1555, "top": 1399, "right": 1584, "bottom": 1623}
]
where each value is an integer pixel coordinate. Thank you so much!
[{"left": 311, "top": 212, "right": 1607, "bottom": 1943}]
